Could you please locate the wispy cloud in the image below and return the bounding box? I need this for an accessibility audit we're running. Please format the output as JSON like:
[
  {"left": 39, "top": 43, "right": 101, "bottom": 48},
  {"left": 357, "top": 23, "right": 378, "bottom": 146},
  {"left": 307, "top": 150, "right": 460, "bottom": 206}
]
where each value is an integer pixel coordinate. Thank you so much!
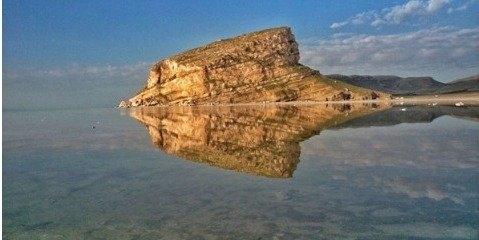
[
  {"left": 3, "top": 62, "right": 151, "bottom": 81},
  {"left": 300, "top": 27, "right": 479, "bottom": 78},
  {"left": 330, "top": 0, "right": 451, "bottom": 28},
  {"left": 330, "top": 11, "right": 378, "bottom": 29},
  {"left": 447, "top": 0, "right": 477, "bottom": 13}
]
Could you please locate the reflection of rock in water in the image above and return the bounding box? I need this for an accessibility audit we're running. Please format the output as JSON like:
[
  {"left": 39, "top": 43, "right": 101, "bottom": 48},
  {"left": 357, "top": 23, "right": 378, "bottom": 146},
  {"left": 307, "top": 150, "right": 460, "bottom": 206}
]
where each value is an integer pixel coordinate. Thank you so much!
[
  {"left": 130, "top": 104, "right": 385, "bottom": 178},
  {"left": 336, "top": 105, "right": 479, "bottom": 128}
]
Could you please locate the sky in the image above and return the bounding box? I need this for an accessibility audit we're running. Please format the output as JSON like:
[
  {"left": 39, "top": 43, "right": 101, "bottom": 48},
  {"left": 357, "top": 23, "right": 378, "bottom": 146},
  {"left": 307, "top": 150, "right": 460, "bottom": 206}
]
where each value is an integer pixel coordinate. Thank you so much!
[{"left": 3, "top": 0, "right": 479, "bottom": 109}]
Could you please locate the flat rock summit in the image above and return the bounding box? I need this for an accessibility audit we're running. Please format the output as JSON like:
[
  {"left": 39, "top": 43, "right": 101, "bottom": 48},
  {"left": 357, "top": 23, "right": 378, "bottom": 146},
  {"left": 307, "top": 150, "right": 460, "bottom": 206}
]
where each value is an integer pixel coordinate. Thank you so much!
[{"left": 119, "top": 27, "right": 387, "bottom": 107}]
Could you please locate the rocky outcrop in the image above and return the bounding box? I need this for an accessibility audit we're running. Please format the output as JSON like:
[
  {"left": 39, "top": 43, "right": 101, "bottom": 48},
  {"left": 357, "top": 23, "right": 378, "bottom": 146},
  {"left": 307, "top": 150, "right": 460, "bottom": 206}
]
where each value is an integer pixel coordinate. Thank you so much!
[
  {"left": 120, "top": 27, "right": 388, "bottom": 107},
  {"left": 129, "top": 103, "right": 389, "bottom": 178}
]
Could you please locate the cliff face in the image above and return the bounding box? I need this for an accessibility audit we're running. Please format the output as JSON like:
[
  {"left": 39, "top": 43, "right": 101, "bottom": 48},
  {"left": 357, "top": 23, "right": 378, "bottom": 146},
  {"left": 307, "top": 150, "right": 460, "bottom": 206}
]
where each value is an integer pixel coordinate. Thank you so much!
[
  {"left": 120, "top": 27, "right": 387, "bottom": 107},
  {"left": 129, "top": 103, "right": 389, "bottom": 178}
]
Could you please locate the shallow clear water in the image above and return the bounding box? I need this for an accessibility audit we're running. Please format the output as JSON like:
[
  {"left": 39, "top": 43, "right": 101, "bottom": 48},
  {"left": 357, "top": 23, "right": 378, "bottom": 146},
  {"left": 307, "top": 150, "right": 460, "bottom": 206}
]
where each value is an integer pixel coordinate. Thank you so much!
[{"left": 3, "top": 104, "right": 479, "bottom": 239}]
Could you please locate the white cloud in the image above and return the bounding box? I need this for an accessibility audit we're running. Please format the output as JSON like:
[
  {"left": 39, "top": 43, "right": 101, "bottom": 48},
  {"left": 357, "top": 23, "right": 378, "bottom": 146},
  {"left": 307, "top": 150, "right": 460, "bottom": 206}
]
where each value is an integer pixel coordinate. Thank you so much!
[
  {"left": 330, "top": 21, "right": 349, "bottom": 28},
  {"left": 3, "top": 62, "right": 151, "bottom": 81},
  {"left": 330, "top": 11, "right": 377, "bottom": 29},
  {"left": 385, "top": 0, "right": 424, "bottom": 24},
  {"left": 300, "top": 27, "right": 479, "bottom": 80},
  {"left": 371, "top": 18, "right": 387, "bottom": 27},
  {"left": 330, "top": 21, "right": 348, "bottom": 29},
  {"left": 447, "top": 0, "right": 477, "bottom": 13},
  {"left": 426, "top": 0, "right": 450, "bottom": 12},
  {"left": 330, "top": 0, "right": 451, "bottom": 28}
]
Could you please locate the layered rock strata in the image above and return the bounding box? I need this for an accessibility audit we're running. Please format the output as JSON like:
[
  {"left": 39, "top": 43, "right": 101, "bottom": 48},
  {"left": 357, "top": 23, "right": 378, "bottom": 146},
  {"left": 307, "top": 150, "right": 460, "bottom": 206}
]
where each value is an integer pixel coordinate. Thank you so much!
[
  {"left": 120, "top": 27, "right": 388, "bottom": 107},
  {"left": 130, "top": 103, "right": 389, "bottom": 178}
]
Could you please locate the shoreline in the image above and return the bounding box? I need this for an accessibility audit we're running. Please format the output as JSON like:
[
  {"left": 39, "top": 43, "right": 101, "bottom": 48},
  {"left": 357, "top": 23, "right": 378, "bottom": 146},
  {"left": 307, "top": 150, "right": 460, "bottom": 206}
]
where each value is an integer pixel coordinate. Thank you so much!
[
  {"left": 389, "top": 92, "right": 479, "bottom": 106},
  {"left": 122, "top": 92, "right": 479, "bottom": 108}
]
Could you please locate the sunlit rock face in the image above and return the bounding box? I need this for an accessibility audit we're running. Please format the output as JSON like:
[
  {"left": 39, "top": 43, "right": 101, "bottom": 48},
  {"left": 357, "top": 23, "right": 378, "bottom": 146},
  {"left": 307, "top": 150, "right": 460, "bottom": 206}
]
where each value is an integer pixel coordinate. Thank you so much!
[
  {"left": 120, "top": 27, "right": 388, "bottom": 107},
  {"left": 130, "top": 103, "right": 387, "bottom": 178}
]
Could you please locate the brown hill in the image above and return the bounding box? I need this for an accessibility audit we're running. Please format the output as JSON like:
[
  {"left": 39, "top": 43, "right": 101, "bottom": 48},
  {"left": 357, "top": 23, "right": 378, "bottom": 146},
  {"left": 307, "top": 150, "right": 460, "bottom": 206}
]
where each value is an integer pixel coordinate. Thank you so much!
[
  {"left": 326, "top": 75, "right": 446, "bottom": 95},
  {"left": 327, "top": 74, "right": 479, "bottom": 95},
  {"left": 119, "top": 27, "right": 388, "bottom": 107},
  {"left": 438, "top": 74, "right": 479, "bottom": 93}
]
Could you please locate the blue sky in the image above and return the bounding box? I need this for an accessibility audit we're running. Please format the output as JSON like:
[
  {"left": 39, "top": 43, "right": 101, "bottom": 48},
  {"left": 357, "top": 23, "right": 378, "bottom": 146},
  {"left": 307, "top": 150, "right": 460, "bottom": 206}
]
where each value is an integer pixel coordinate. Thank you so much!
[{"left": 3, "top": 0, "right": 479, "bottom": 109}]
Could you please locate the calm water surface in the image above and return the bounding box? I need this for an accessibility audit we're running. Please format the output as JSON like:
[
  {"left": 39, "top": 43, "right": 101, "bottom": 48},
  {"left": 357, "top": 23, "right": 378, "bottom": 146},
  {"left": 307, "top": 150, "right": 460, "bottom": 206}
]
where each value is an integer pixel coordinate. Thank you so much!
[{"left": 3, "top": 104, "right": 479, "bottom": 239}]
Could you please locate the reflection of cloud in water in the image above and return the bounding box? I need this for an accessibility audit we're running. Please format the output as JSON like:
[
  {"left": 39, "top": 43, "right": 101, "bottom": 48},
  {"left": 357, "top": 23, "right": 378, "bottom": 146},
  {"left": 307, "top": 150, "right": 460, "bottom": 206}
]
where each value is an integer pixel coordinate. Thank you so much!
[
  {"left": 376, "top": 223, "right": 477, "bottom": 239},
  {"left": 300, "top": 108, "right": 479, "bottom": 205},
  {"left": 382, "top": 177, "right": 465, "bottom": 204},
  {"left": 302, "top": 122, "right": 479, "bottom": 169},
  {"left": 2, "top": 109, "right": 153, "bottom": 154}
]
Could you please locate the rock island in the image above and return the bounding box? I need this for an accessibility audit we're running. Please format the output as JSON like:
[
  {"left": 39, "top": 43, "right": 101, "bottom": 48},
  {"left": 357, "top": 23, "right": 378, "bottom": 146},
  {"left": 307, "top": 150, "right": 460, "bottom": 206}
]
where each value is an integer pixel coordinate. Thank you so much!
[{"left": 119, "top": 27, "right": 388, "bottom": 107}]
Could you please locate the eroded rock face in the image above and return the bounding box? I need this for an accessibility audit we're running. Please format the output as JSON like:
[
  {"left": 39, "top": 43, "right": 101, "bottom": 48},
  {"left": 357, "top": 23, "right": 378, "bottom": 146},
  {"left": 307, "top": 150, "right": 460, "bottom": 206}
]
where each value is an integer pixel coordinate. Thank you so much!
[
  {"left": 129, "top": 103, "right": 389, "bottom": 178},
  {"left": 120, "top": 27, "right": 388, "bottom": 107}
]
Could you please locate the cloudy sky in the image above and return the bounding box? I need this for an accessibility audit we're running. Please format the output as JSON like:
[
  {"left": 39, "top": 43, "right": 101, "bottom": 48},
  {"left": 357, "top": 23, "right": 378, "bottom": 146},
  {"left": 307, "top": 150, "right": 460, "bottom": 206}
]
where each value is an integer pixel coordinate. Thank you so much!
[
  {"left": 302, "top": 0, "right": 479, "bottom": 81},
  {"left": 3, "top": 0, "right": 479, "bottom": 109}
]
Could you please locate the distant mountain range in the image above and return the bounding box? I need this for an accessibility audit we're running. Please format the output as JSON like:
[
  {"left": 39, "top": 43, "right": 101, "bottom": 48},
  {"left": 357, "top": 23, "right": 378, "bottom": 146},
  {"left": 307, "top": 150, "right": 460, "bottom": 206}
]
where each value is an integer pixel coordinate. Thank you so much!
[{"left": 326, "top": 74, "right": 479, "bottom": 95}]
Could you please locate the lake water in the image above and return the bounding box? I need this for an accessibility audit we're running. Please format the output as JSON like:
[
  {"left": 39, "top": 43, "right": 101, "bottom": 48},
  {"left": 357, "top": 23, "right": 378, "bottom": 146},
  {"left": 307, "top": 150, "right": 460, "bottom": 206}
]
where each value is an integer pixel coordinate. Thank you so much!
[{"left": 3, "top": 103, "right": 479, "bottom": 239}]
